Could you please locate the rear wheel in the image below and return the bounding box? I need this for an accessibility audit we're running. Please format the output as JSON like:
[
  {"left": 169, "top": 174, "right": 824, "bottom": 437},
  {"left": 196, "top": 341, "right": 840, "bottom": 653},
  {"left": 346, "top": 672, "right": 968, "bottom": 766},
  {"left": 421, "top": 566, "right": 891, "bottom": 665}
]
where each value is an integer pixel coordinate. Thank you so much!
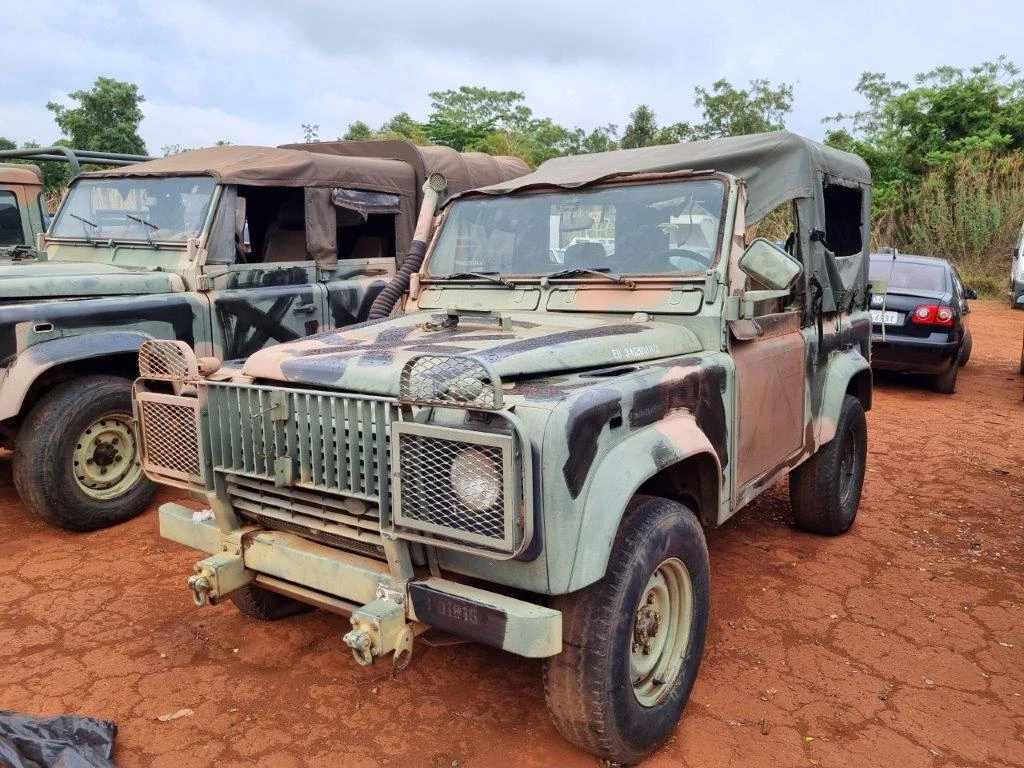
[
  {"left": 13, "top": 375, "right": 156, "bottom": 531},
  {"left": 543, "top": 496, "right": 709, "bottom": 765},
  {"left": 230, "top": 584, "right": 313, "bottom": 621},
  {"left": 932, "top": 361, "right": 959, "bottom": 394},
  {"left": 790, "top": 395, "right": 866, "bottom": 535},
  {"left": 958, "top": 332, "right": 972, "bottom": 366}
]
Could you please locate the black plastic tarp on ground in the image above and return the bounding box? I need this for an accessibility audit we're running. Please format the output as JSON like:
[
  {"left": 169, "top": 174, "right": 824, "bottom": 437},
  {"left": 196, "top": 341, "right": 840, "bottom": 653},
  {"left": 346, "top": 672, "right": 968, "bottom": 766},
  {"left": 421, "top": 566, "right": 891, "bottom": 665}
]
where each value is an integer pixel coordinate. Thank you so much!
[{"left": 0, "top": 712, "right": 117, "bottom": 768}]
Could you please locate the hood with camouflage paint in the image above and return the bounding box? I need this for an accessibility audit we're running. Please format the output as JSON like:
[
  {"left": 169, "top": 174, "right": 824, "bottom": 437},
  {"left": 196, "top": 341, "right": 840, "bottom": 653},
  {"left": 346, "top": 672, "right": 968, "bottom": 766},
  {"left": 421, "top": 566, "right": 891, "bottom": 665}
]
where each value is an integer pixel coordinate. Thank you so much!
[
  {"left": 242, "top": 310, "right": 702, "bottom": 396},
  {"left": 0, "top": 260, "right": 183, "bottom": 299}
]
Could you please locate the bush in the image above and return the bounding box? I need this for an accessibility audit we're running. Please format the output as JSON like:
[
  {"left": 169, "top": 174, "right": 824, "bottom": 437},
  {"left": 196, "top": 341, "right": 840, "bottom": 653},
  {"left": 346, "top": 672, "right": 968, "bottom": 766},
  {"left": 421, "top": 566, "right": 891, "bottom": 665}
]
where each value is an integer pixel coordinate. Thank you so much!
[{"left": 875, "top": 150, "right": 1024, "bottom": 292}]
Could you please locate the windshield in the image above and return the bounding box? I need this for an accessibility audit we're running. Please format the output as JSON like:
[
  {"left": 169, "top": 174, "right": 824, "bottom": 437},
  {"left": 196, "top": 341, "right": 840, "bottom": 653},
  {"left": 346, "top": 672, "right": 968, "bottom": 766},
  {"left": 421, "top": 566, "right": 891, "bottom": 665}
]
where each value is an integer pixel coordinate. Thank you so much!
[
  {"left": 428, "top": 179, "right": 726, "bottom": 278},
  {"left": 50, "top": 176, "right": 216, "bottom": 243},
  {"left": 870, "top": 257, "right": 947, "bottom": 292}
]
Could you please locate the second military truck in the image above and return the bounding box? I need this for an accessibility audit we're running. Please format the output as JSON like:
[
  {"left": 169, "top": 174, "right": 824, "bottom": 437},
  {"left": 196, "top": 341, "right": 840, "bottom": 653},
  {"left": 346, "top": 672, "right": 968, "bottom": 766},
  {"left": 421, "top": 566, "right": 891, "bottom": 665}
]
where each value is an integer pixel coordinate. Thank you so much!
[
  {"left": 136, "top": 132, "right": 872, "bottom": 764},
  {"left": 1, "top": 141, "right": 526, "bottom": 530}
]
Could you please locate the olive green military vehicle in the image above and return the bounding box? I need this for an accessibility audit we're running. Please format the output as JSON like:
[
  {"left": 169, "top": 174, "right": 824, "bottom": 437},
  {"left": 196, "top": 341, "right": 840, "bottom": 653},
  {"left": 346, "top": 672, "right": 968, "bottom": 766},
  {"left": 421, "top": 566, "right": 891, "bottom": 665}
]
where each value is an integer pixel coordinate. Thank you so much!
[
  {"left": 136, "top": 131, "right": 872, "bottom": 764},
  {"left": 0, "top": 146, "right": 152, "bottom": 258},
  {"left": 1, "top": 141, "right": 526, "bottom": 531}
]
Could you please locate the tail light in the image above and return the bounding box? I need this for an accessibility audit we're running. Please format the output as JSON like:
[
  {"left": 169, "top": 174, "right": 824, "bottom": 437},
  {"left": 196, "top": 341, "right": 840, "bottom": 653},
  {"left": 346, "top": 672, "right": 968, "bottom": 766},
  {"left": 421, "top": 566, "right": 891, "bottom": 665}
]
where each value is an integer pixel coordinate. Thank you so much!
[{"left": 911, "top": 304, "right": 954, "bottom": 327}]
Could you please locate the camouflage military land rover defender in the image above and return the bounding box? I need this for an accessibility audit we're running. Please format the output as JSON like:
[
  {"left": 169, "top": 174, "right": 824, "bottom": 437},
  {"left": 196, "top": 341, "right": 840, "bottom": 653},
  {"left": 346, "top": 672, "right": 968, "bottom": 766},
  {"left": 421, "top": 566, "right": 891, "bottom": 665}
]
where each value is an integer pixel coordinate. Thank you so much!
[
  {"left": 136, "top": 132, "right": 872, "bottom": 764},
  {"left": 0, "top": 141, "right": 525, "bottom": 531}
]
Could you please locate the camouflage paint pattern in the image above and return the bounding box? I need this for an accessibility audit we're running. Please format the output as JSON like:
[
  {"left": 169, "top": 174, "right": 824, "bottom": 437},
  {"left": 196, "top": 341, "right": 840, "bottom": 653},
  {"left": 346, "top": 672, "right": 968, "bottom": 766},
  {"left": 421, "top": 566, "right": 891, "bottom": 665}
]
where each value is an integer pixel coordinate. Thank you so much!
[{"left": 139, "top": 157, "right": 873, "bottom": 653}]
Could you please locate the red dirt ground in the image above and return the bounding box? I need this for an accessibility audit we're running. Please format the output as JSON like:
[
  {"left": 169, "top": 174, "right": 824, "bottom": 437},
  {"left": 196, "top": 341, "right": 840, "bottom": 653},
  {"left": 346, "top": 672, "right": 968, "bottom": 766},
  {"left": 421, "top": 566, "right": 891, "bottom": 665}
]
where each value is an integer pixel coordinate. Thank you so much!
[{"left": 1, "top": 301, "right": 1022, "bottom": 768}]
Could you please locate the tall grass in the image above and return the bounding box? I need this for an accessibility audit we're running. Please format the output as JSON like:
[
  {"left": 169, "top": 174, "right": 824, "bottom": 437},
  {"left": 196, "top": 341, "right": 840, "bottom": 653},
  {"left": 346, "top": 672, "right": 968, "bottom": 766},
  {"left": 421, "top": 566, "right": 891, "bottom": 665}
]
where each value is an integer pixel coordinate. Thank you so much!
[{"left": 875, "top": 151, "right": 1024, "bottom": 296}]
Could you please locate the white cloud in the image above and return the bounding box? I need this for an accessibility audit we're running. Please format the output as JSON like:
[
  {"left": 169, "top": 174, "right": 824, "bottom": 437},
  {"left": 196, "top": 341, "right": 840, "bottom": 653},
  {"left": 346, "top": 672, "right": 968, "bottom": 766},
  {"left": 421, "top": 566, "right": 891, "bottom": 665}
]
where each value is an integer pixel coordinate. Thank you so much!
[{"left": 4, "top": 0, "right": 1022, "bottom": 153}]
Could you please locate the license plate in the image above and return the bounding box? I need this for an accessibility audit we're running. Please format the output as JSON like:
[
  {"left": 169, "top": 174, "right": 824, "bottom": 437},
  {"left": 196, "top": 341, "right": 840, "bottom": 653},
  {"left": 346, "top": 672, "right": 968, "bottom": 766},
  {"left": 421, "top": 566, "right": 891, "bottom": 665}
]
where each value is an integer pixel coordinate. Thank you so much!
[{"left": 870, "top": 310, "right": 901, "bottom": 325}]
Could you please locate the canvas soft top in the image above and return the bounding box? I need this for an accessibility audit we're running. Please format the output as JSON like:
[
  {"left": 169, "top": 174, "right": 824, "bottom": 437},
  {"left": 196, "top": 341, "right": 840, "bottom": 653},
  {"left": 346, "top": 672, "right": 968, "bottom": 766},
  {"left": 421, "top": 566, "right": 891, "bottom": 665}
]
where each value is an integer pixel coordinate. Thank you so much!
[
  {"left": 467, "top": 131, "right": 871, "bottom": 226},
  {"left": 0, "top": 164, "right": 44, "bottom": 185},
  {"left": 280, "top": 140, "right": 529, "bottom": 200},
  {"left": 79, "top": 145, "right": 417, "bottom": 195}
]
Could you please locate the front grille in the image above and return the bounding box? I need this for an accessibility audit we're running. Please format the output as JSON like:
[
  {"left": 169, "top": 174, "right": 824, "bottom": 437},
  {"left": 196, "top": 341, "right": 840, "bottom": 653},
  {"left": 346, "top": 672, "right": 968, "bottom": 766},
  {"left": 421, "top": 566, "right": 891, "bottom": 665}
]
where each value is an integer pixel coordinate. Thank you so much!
[
  {"left": 391, "top": 421, "right": 517, "bottom": 553},
  {"left": 227, "top": 475, "right": 385, "bottom": 559},
  {"left": 205, "top": 383, "right": 402, "bottom": 507},
  {"left": 136, "top": 392, "right": 201, "bottom": 487}
]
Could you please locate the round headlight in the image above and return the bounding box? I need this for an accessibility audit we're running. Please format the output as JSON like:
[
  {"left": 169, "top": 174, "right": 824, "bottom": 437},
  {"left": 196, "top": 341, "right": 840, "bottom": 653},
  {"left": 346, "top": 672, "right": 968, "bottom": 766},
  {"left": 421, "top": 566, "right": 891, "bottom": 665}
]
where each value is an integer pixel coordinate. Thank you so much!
[{"left": 450, "top": 447, "right": 502, "bottom": 512}]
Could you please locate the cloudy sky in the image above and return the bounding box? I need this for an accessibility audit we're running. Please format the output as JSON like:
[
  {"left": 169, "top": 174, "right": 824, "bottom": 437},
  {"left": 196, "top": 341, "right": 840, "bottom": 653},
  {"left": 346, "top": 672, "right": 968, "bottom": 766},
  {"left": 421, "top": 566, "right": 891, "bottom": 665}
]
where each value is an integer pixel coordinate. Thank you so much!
[{"left": 3, "top": 0, "right": 1020, "bottom": 153}]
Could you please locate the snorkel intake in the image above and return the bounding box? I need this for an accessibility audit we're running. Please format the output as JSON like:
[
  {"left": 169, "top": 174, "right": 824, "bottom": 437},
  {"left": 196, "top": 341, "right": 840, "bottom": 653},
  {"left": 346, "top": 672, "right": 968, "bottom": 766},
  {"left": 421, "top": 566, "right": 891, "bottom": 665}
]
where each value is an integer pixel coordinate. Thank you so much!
[{"left": 367, "top": 172, "right": 448, "bottom": 320}]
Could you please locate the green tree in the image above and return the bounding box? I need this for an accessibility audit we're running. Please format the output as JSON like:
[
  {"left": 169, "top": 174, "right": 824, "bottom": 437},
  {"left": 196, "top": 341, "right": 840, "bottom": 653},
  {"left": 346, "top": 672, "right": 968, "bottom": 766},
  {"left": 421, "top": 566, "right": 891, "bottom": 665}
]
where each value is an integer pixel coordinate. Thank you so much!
[
  {"left": 688, "top": 78, "right": 793, "bottom": 139},
  {"left": 425, "top": 86, "right": 526, "bottom": 151},
  {"left": 301, "top": 123, "right": 320, "bottom": 143},
  {"left": 377, "top": 112, "right": 431, "bottom": 145},
  {"left": 620, "top": 105, "right": 659, "bottom": 149},
  {"left": 342, "top": 121, "right": 375, "bottom": 141},
  {"left": 0, "top": 137, "right": 15, "bottom": 151},
  {"left": 825, "top": 57, "right": 1024, "bottom": 206},
  {"left": 46, "top": 76, "right": 147, "bottom": 154}
]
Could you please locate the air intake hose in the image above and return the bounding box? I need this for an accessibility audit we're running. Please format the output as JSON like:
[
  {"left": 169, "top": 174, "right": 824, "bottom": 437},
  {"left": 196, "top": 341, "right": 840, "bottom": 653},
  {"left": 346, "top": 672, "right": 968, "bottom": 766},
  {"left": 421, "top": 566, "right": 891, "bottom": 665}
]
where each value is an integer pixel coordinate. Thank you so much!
[{"left": 368, "top": 172, "right": 448, "bottom": 320}]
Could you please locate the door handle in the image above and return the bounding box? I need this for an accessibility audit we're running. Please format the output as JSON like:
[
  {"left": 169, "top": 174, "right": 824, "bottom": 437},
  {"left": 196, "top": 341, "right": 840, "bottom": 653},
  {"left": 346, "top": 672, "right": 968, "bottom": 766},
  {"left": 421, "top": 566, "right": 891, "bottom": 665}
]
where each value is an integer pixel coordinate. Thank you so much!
[{"left": 292, "top": 305, "right": 317, "bottom": 316}]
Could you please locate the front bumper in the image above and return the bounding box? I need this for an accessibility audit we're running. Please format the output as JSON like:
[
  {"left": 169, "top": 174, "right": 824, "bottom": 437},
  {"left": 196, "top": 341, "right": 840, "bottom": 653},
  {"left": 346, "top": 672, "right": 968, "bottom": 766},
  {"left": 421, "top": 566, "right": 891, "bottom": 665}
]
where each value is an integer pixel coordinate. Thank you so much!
[
  {"left": 871, "top": 333, "right": 959, "bottom": 374},
  {"left": 159, "top": 502, "right": 561, "bottom": 659}
]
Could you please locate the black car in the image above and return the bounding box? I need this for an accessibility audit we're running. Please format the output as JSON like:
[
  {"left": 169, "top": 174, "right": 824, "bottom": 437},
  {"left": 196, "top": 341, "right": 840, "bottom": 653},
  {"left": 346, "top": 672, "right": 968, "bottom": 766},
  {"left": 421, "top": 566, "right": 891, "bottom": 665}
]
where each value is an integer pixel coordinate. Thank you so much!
[{"left": 868, "top": 252, "right": 976, "bottom": 394}]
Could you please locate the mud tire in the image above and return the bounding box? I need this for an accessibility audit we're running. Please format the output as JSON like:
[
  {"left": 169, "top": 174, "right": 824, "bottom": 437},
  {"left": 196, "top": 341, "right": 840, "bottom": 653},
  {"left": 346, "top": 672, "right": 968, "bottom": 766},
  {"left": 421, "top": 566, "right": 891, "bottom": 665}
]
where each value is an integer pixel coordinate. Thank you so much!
[
  {"left": 13, "top": 375, "right": 156, "bottom": 531},
  {"left": 789, "top": 394, "right": 866, "bottom": 535},
  {"left": 230, "top": 584, "right": 313, "bottom": 621},
  {"left": 543, "top": 495, "right": 710, "bottom": 765}
]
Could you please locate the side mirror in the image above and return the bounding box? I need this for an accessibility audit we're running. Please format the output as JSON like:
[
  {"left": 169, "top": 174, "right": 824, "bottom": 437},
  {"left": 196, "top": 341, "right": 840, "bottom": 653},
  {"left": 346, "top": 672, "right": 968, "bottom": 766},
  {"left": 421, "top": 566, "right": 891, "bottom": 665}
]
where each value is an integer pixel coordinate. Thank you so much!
[
  {"left": 739, "top": 237, "right": 802, "bottom": 291},
  {"left": 964, "top": 288, "right": 978, "bottom": 300}
]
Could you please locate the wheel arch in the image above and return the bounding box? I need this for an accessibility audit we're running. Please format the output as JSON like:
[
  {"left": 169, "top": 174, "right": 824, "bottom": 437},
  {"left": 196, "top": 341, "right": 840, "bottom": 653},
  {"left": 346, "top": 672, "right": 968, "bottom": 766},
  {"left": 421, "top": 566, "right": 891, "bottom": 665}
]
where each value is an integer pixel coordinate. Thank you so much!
[
  {"left": 564, "top": 414, "right": 721, "bottom": 593},
  {"left": 818, "top": 349, "right": 871, "bottom": 445},
  {"left": 1, "top": 331, "right": 151, "bottom": 428}
]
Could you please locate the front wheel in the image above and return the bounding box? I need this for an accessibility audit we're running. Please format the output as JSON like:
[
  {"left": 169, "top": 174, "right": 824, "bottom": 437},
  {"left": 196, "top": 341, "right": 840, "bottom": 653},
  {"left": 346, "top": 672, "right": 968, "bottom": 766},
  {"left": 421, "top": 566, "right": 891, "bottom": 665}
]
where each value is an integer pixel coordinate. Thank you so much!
[
  {"left": 543, "top": 496, "right": 710, "bottom": 765},
  {"left": 789, "top": 394, "right": 867, "bottom": 535},
  {"left": 13, "top": 375, "right": 156, "bottom": 531}
]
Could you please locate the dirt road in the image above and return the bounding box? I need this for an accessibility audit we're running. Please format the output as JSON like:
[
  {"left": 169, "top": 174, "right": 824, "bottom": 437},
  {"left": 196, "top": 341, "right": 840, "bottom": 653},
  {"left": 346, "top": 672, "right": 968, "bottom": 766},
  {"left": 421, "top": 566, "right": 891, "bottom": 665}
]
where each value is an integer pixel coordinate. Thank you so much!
[{"left": 1, "top": 301, "right": 1021, "bottom": 768}]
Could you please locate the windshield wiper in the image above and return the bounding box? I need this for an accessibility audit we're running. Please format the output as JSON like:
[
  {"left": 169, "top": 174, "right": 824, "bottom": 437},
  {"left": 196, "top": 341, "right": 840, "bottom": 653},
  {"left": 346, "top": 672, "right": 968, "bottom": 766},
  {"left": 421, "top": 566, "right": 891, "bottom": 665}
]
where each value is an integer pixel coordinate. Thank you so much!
[
  {"left": 547, "top": 267, "right": 636, "bottom": 288},
  {"left": 67, "top": 212, "right": 98, "bottom": 244},
  {"left": 126, "top": 213, "right": 158, "bottom": 246},
  {"left": 432, "top": 271, "right": 517, "bottom": 288},
  {"left": 126, "top": 213, "right": 158, "bottom": 230}
]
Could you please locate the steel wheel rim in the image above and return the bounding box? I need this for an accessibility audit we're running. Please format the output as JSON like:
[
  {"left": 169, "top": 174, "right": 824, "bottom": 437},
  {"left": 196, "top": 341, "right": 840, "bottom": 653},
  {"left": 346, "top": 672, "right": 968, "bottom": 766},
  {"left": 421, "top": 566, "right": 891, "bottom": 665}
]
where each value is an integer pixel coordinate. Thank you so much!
[
  {"left": 839, "top": 423, "right": 858, "bottom": 507},
  {"left": 630, "top": 557, "right": 693, "bottom": 707},
  {"left": 72, "top": 412, "right": 144, "bottom": 500}
]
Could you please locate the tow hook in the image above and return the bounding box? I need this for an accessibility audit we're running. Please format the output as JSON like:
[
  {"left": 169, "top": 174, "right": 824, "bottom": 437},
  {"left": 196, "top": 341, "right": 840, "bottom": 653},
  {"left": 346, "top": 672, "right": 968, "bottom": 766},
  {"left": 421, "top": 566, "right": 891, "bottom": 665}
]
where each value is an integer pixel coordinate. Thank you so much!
[
  {"left": 186, "top": 552, "right": 251, "bottom": 607},
  {"left": 187, "top": 574, "right": 211, "bottom": 606},
  {"left": 342, "top": 584, "right": 414, "bottom": 671}
]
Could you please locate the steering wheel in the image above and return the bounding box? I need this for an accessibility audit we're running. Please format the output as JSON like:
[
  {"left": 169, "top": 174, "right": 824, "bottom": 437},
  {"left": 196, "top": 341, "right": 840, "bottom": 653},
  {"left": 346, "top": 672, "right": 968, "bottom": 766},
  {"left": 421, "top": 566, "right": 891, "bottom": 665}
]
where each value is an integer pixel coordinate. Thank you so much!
[{"left": 633, "top": 248, "right": 713, "bottom": 273}]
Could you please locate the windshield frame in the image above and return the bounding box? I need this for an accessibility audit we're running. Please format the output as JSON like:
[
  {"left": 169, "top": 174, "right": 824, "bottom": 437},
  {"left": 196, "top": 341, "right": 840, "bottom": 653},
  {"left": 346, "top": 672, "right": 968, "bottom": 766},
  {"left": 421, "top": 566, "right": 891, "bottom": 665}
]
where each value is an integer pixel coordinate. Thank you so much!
[
  {"left": 423, "top": 172, "right": 731, "bottom": 283},
  {"left": 48, "top": 174, "right": 219, "bottom": 246}
]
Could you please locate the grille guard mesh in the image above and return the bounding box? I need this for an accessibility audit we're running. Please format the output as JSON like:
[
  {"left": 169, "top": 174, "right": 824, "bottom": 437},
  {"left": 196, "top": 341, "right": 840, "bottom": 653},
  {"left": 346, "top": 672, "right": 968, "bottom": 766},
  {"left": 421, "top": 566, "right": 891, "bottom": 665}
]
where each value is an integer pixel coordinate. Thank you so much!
[
  {"left": 135, "top": 387, "right": 202, "bottom": 489},
  {"left": 390, "top": 420, "right": 524, "bottom": 556},
  {"left": 138, "top": 340, "right": 199, "bottom": 381},
  {"left": 399, "top": 355, "right": 503, "bottom": 410}
]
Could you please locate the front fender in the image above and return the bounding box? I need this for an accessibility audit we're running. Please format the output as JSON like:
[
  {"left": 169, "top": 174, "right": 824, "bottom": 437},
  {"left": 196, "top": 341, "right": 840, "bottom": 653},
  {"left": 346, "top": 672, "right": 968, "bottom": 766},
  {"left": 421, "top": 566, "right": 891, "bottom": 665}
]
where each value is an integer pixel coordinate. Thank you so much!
[
  {"left": 0, "top": 331, "right": 152, "bottom": 421},
  {"left": 565, "top": 413, "right": 720, "bottom": 592},
  {"left": 817, "top": 349, "right": 871, "bottom": 445}
]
